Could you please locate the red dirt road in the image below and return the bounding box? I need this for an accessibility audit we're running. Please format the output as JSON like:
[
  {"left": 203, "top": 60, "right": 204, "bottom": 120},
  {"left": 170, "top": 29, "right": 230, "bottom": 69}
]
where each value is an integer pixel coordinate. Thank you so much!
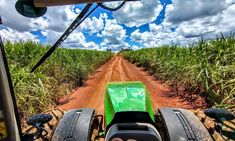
[{"left": 58, "top": 56, "right": 202, "bottom": 114}]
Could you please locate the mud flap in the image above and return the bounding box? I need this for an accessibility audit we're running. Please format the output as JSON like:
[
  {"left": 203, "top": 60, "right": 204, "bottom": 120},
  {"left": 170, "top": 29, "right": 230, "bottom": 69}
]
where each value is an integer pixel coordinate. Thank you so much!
[
  {"left": 158, "top": 108, "right": 213, "bottom": 141},
  {"left": 51, "top": 108, "right": 95, "bottom": 141}
]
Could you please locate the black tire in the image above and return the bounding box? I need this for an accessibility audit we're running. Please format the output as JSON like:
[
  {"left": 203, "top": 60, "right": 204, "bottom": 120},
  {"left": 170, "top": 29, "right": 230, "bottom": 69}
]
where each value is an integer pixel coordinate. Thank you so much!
[
  {"left": 158, "top": 108, "right": 213, "bottom": 141},
  {"left": 51, "top": 108, "right": 99, "bottom": 141}
]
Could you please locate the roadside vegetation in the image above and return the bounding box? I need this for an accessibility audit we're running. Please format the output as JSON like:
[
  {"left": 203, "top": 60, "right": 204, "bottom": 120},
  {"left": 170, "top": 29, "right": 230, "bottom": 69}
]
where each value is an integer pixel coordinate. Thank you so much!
[
  {"left": 122, "top": 36, "right": 235, "bottom": 110},
  {"left": 5, "top": 41, "right": 112, "bottom": 117}
]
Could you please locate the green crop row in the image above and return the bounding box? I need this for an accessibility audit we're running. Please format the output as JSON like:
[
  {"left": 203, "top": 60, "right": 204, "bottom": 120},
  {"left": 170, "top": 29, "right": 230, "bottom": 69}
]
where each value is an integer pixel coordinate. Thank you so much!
[
  {"left": 122, "top": 36, "right": 235, "bottom": 109},
  {"left": 4, "top": 41, "right": 112, "bottom": 117}
]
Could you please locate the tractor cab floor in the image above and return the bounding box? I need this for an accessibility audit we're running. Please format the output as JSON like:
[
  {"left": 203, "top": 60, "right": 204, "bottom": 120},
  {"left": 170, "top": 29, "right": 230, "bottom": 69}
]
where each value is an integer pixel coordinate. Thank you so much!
[{"left": 58, "top": 56, "right": 206, "bottom": 115}]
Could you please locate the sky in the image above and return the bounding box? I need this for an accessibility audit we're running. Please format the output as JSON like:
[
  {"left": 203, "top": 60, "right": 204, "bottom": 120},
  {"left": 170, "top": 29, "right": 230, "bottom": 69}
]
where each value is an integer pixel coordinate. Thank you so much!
[{"left": 0, "top": 0, "right": 235, "bottom": 51}]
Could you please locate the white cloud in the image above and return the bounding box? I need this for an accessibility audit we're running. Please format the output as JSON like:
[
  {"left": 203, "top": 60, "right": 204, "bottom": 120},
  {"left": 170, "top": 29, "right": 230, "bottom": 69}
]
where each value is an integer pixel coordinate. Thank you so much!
[
  {"left": 43, "top": 6, "right": 78, "bottom": 32},
  {"left": 63, "top": 31, "right": 99, "bottom": 49},
  {"left": 175, "top": 15, "right": 220, "bottom": 38},
  {"left": 31, "top": 17, "right": 49, "bottom": 30},
  {"left": 165, "top": 0, "right": 228, "bottom": 24},
  {"left": 0, "top": 0, "right": 163, "bottom": 50},
  {"left": 0, "top": 0, "right": 102, "bottom": 50},
  {"left": 43, "top": 28, "right": 99, "bottom": 49},
  {"left": 0, "top": 0, "right": 33, "bottom": 32},
  {"left": 0, "top": 1, "right": 76, "bottom": 32},
  {"left": 101, "top": 19, "right": 126, "bottom": 43},
  {"left": 164, "top": 0, "right": 235, "bottom": 38},
  {"left": 141, "top": 0, "right": 235, "bottom": 47},
  {"left": 131, "top": 23, "right": 198, "bottom": 47},
  {"left": 0, "top": 27, "right": 38, "bottom": 42},
  {"left": 98, "top": 18, "right": 129, "bottom": 51},
  {"left": 44, "top": 30, "right": 61, "bottom": 43},
  {"left": 112, "top": 0, "right": 162, "bottom": 27},
  {"left": 0, "top": 0, "right": 81, "bottom": 33},
  {"left": 131, "top": 29, "right": 152, "bottom": 43},
  {"left": 2, "top": 0, "right": 235, "bottom": 51},
  {"left": 80, "top": 13, "right": 106, "bottom": 34},
  {"left": 218, "top": 4, "right": 235, "bottom": 32},
  {"left": 0, "top": 0, "right": 76, "bottom": 34},
  {"left": 131, "top": 45, "right": 142, "bottom": 50}
]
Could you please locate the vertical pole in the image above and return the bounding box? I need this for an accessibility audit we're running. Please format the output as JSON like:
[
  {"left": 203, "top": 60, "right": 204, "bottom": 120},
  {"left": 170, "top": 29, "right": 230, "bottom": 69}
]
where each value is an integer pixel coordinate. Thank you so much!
[{"left": 0, "top": 37, "right": 22, "bottom": 141}]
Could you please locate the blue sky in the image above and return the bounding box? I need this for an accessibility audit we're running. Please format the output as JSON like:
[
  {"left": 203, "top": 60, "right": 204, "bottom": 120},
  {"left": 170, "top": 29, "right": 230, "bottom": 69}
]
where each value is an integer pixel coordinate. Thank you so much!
[
  {"left": 58, "top": 0, "right": 172, "bottom": 50},
  {"left": 1, "top": 0, "right": 235, "bottom": 51},
  {"left": 72, "top": 0, "right": 172, "bottom": 49}
]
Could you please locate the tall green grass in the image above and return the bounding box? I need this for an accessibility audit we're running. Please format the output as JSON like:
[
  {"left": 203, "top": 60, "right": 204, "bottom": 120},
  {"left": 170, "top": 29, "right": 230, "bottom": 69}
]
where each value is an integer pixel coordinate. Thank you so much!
[
  {"left": 122, "top": 36, "right": 235, "bottom": 109},
  {"left": 5, "top": 41, "right": 112, "bottom": 117}
]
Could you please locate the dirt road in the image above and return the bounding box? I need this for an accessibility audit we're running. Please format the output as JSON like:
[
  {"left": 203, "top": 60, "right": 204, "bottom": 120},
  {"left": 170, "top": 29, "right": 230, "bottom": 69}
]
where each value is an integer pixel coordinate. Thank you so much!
[{"left": 58, "top": 56, "right": 203, "bottom": 114}]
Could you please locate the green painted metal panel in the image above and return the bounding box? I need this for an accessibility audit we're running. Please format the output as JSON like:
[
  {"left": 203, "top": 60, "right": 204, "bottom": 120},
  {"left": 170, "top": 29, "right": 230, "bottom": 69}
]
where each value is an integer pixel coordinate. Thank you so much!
[{"left": 104, "top": 81, "right": 154, "bottom": 126}]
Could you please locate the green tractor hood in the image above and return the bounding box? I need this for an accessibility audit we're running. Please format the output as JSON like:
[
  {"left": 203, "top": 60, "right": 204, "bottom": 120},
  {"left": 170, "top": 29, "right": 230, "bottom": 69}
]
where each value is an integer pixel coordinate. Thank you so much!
[{"left": 104, "top": 82, "right": 155, "bottom": 127}]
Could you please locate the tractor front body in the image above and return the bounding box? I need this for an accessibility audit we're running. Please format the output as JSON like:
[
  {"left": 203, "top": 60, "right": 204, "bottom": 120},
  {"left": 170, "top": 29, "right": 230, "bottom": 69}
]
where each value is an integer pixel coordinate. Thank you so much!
[
  {"left": 104, "top": 82, "right": 155, "bottom": 127},
  {"left": 28, "top": 82, "right": 213, "bottom": 141}
]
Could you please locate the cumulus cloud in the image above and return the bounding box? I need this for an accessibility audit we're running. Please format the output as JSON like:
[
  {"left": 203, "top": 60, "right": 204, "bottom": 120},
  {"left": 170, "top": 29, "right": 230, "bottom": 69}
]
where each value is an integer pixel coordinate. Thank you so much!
[
  {"left": 164, "top": 0, "right": 235, "bottom": 38},
  {"left": 0, "top": 0, "right": 77, "bottom": 32},
  {"left": 98, "top": 18, "right": 129, "bottom": 51},
  {"left": 63, "top": 31, "right": 99, "bottom": 49},
  {"left": 218, "top": 3, "right": 235, "bottom": 32},
  {"left": 0, "top": 0, "right": 165, "bottom": 50},
  {"left": 0, "top": 0, "right": 33, "bottom": 32},
  {"left": 143, "top": 0, "right": 235, "bottom": 47},
  {"left": 165, "top": 0, "right": 228, "bottom": 24},
  {"left": 100, "top": 19, "right": 126, "bottom": 43},
  {"left": 2, "top": 0, "right": 235, "bottom": 51},
  {"left": 0, "top": 0, "right": 79, "bottom": 43},
  {"left": 80, "top": 13, "right": 106, "bottom": 34},
  {"left": 0, "top": 27, "right": 38, "bottom": 42},
  {"left": 131, "top": 23, "right": 198, "bottom": 47},
  {"left": 112, "top": 0, "right": 162, "bottom": 27},
  {"left": 0, "top": 0, "right": 103, "bottom": 50},
  {"left": 42, "top": 25, "right": 100, "bottom": 49},
  {"left": 131, "top": 45, "right": 142, "bottom": 50},
  {"left": 175, "top": 15, "right": 220, "bottom": 38}
]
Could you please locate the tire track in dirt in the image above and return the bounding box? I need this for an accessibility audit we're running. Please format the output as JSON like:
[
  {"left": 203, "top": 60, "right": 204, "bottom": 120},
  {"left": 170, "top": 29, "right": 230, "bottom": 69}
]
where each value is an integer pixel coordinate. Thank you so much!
[{"left": 58, "top": 56, "right": 202, "bottom": 114}]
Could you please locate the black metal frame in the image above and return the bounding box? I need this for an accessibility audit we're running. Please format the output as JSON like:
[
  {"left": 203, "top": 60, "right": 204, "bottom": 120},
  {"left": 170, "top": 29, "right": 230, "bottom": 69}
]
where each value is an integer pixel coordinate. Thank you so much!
[{"left": 0, "top": 36, "right": 22, "bottom": 140}]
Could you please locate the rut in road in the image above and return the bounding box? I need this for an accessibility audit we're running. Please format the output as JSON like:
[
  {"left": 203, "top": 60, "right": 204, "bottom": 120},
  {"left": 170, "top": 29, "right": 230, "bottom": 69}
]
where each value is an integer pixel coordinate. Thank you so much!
[{"left": 58, "top": 56, "right": 203, "bottom": 115}]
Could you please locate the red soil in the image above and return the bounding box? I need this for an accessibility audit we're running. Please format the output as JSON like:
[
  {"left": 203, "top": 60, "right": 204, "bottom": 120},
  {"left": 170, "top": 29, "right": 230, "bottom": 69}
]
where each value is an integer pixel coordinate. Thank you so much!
[{"left": 58, "top": 56, "right": 205, "bottom": 115}]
